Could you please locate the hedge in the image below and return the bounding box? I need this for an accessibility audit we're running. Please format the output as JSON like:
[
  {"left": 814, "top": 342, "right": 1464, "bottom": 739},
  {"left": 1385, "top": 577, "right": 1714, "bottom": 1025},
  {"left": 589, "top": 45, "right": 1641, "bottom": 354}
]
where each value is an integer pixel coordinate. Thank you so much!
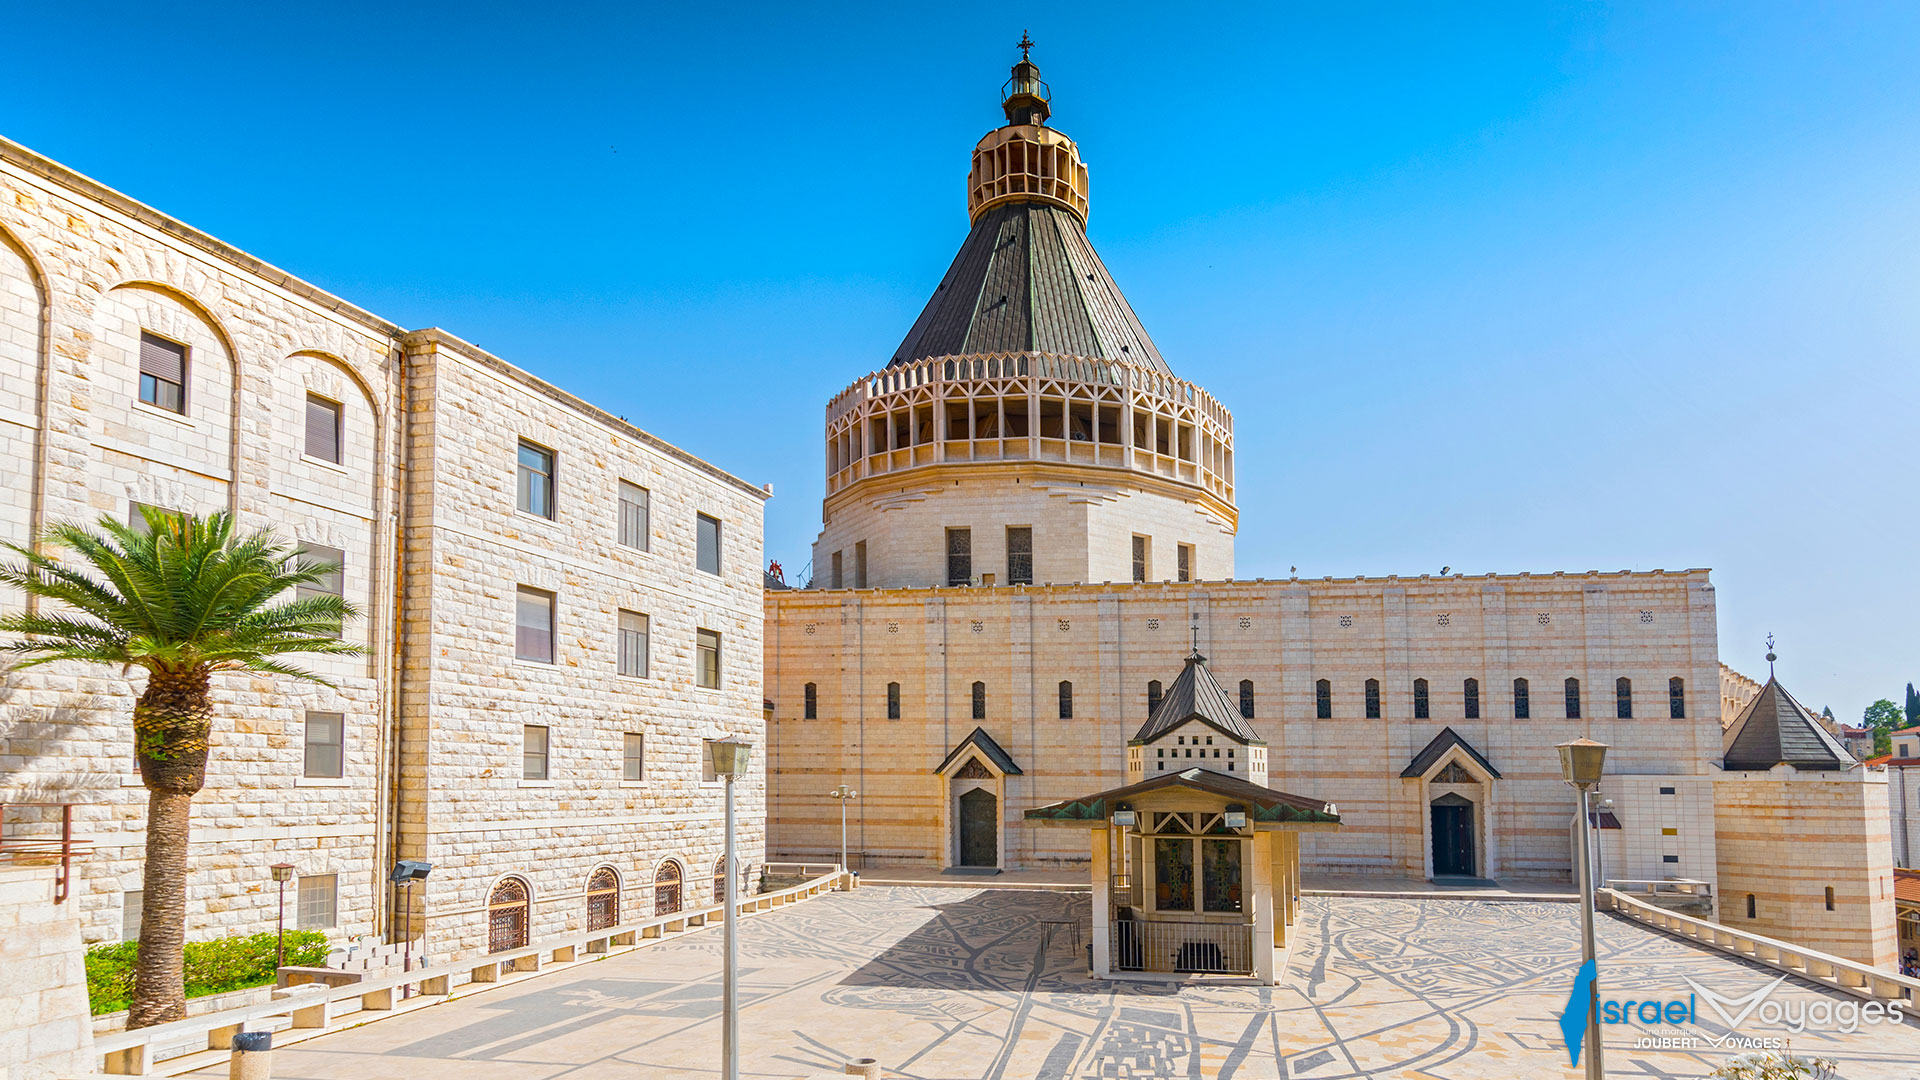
[{"left": 85, "top": 930, "right": 331, "bottom": 1016}]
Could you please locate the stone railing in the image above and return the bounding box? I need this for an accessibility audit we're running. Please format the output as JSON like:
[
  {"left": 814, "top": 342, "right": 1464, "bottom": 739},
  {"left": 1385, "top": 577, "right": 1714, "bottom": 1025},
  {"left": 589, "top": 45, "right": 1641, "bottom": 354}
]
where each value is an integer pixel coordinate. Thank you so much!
[
  {"left": 92, "top": 869, "right": 847, "bottom": 1076},
  {"left": 1606, "top": 888, "right": 1918, "bottom": 1002}
]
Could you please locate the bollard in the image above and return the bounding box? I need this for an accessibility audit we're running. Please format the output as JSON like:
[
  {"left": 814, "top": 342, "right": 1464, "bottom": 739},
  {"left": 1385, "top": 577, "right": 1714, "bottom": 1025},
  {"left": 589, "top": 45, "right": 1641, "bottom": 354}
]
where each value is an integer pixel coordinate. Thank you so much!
[
  {"left": 229, "top": 1031, "right": 272, "bottom": 1080},
  {"left": 844, "top": 1057, "right": 881, "bottom": 1079}
]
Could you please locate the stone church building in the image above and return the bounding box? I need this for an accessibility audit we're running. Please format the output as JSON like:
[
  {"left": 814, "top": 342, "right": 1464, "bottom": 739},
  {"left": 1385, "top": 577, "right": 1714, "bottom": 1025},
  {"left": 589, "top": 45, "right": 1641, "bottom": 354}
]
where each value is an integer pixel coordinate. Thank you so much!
[{"left": 764, "top": 50, "right": 1897, "bottom": 966}]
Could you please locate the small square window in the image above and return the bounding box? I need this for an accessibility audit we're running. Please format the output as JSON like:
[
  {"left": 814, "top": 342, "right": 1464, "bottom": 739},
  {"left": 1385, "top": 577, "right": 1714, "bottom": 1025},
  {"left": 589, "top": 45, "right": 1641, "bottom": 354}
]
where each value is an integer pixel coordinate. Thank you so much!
[
  {"left": 623, "top": 732, "right": 645, "bottom": 781},
  {"left": 296, "top": 875, "right": 337, "bottom": 929},
  {"left": 696, "top": 628, "right": 721, "bottom": 689},
  {"left": 522, "top": 724, "right": 549, "bottom": 780},
  {"left": 618, "top": 481, "right": 650, "bottom": 550},
  {"left": 304, "top": 394, "right": 342, "bottom": 463},
  {"left": 303, "top": 711, "right": 344, "bottom": 779},
  {"left": 138, "top": 332, "right": 186, "bottom": 414},
  {"left": 1662, "top": 855, "right": 1680, "bottom": 864},
  {"left": 697, "top": 514, "right": 722, "bottom": 575},
  {"left": 517, "top": 441, "right": 555, "bottom": 518},
  {"left": 516, "top": 587, "right": 555, "bottom": 663}
]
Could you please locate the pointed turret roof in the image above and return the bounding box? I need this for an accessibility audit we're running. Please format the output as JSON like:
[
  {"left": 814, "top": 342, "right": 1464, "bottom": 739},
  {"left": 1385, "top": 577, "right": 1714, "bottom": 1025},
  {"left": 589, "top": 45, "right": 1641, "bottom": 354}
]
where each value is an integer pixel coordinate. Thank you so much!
[
  {"left": 1722, "top": 676, "right": 1855, "bottom": 771},
  {"left": 1131, "top": 651, "right": 1261, "bottom": 745}
]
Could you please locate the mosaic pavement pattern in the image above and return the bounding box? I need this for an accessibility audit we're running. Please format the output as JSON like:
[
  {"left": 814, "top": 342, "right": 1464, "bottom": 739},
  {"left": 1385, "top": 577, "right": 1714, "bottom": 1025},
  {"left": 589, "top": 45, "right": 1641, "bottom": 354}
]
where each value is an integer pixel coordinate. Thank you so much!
[{"left": 198, "top": 887, "right": 1920, "bottom": 1080}]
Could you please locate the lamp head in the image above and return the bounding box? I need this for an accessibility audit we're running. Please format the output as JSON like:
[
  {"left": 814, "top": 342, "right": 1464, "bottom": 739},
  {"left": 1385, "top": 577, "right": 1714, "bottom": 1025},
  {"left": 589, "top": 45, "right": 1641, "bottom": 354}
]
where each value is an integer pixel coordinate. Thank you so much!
[
  {"left": 389, "top": 859, "right": 432, "bottom": 884},
  {"left": 270, "top": 863, "right": 295, "bottom": 883},
  {"left": 1222, "top": 804, "right": 1249, "bottom": 829},
  {"left": 709, "top": 738, "right": 751, "bottom": 779},
  {"left": 1110, "top": 809, "right": 1136, "bottom": 828},
  {"left": 1556, "top": 737, "right": 1610, "bottom": 787}
]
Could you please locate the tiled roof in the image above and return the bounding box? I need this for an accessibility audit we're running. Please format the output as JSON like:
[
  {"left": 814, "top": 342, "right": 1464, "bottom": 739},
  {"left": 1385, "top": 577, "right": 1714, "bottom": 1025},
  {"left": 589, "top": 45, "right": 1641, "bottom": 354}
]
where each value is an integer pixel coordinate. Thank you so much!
[
  {"left": 1132, "top": 652, "right": 1261, "bottom": 745},
  {"left": 889, "top": 200, "right": 1170, "bottom": 373},
  {"left": 1024, "top": 767, "right": 1340, "bottom": 824},
  {"left": 1722, "top": 677, "right": 1854, "bottom": 771},
  {"left": 1896, "top": 869, "right": 1920, "bottom": 906}
]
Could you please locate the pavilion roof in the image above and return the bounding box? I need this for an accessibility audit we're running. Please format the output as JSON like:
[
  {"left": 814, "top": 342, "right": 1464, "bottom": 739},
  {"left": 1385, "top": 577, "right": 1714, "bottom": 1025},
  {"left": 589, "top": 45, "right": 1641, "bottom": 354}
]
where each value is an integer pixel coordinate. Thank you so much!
[{"left": 1024, "top": 767, "right": 1339, "bottom": 825}]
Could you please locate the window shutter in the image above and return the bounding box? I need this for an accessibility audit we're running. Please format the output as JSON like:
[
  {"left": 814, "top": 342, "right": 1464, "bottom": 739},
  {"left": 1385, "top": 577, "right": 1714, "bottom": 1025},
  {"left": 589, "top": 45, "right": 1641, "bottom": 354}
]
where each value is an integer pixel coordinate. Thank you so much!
[
  {"left": 305, "top": 396, "right": 341, "bottom": 462},
  {"left": 139, "top": 334, "right": 185, "bottom": 382}
]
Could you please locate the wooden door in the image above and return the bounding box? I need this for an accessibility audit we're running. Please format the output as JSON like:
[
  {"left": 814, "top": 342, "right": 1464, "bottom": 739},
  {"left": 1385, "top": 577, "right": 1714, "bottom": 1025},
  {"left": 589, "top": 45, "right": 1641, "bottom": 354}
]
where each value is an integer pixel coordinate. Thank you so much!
[{"left": 958, "top": 787, "right": 997, "bottom": 867}]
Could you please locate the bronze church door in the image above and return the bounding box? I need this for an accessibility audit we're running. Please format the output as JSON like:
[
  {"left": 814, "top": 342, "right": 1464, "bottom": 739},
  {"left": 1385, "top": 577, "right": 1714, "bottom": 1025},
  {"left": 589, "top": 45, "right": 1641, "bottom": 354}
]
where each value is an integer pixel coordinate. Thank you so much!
[
  {"left": 1431, "top": 794, "right": 1475, "bottom": 877},
  {"left": 958, "top": 787, "right": 998, "bottom": 867}
]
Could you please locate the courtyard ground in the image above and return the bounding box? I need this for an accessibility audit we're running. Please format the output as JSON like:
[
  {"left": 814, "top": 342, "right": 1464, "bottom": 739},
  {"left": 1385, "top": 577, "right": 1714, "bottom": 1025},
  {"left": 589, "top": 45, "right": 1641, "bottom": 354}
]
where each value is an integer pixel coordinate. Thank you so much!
[{"left": 193, "top": 886, "right": 1920, "bottom": 1080}]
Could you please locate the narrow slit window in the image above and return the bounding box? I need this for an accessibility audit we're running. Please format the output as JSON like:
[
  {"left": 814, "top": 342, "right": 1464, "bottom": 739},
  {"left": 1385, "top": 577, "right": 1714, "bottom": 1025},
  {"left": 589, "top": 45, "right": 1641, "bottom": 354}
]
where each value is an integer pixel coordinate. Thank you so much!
[
  {"left": 1239, "top": 680, "right": 1255, "bottom": 720},
  {"left": 1058, "top": 680, "right": 1073, "bottom": 719},
  {"left": 1131, "top": 535, "right": 1148, "bottom": 583},
  {"left": 1365, "top": 679, "right": 1381, "bottom": 719},
  {"left": 1463, "top": 678, "right": 1480, "bottom": 719},
  {"left": 886, "top": 681, "right": 901, "bottom": 720},
  {"left": 1565, "top": 677, "right": 1582, "bottom": 719},
  {"left": 803, "top": 682, "right": 817, "bottom": 720},
  {"left": 1413, "top": 678, "right": 1430, "bottom": 719},
  {"left": 1616, "top": 677, "right": 1633, "bottom": 718},
  {"left": 947, "top": 527, "right": 972, "bottom": 586},
  {"left": 1669, "top": 677, "right": 1686, "bottom": 719},
  {"left": 971, "top": 680, "right": 986, "bottom": 720},
  {"left": 1513, "top": 678, "right": 1530, "bottom": 720},
  {"left": 1006, "top": 526, "right": 1032, "bottom": 586},
  {"left": 1147, "top": 680, "right": 1163, "bottom": 717},
  {"left": 1315, "top": 679, "right": 1332, "bottom": 720}
]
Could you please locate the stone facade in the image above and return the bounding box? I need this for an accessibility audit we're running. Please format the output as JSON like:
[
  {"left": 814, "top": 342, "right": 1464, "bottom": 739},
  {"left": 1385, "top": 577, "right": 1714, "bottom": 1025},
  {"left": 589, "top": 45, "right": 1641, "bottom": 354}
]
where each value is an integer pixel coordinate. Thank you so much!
[
  {"left": 766, "top": 570, "right": 1726, "bottom": 884},
  {"left": 0, "top": 865, "right": 94, "bottom": 1080},
  {"left": 0, "top": 134, "right": 767, "bottom": 962}
]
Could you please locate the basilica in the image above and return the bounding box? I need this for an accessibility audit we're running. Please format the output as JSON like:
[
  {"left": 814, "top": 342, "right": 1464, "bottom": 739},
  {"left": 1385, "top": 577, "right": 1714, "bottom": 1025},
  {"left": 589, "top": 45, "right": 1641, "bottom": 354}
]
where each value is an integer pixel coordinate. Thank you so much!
[{"left": 762, "top": 48, "right": 1898, "bottom": 968}]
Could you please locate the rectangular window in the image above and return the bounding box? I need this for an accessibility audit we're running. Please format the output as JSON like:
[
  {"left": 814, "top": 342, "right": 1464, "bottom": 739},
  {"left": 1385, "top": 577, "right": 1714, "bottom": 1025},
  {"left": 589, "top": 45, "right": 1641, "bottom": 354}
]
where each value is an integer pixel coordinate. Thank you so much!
[
  {"left": 1131, "top": 535, "right": 1149, "bottom": 583},
  {"left": 803, "top": 683, "right": 817, "bottom": 720},
  {"left": 1514, "top": 678, "right": 1531, "bottom": 719},
  {"left": 617, "top": 610, "right": 649, "bottom": 678},
  {"left": 1177, "top": 544, "right": 1193, "bottom": 583},
  {"left": 304, "top": 394, "right": 343, "bottom": 463},
  {"left": 1565, "top": 678, "right": 1582, "bottom": 719},
  {"left": 1463, "top": 678, "right": 1480, "bottom": 720},
  {"left": 137, "top": 332, "right": 186, "bottom": 413},
  {"left": 296, "top": 875, "right": 337, "bottom": 930},
  {"left": 886, "top": 682, "right": 901, "bottom": 720},
  {"left": 516, "top": 440, "right": 556, "bottom": 519},
  {"left": 1413, "top": 678, "right": 1430, "bottom": 719},
  {"left": 122, "top": 890, "right": 142, "bottom": 942},
  {"left": 128, "top": 501, "right": 165, "bottom": 537},
  {"left": 1365, "top": 679, "right": 1381, "bottom": 719},
  {"left": 1659, "top": 786, "right": 1676, "bottom": 795},
  {"left": 1663, "top": 855, "right": 1680, "bottom": 864},
  {"left": 1006, "top": 526, "right": 1033, "bottom": 586},
  {"left": 831, "top": 550, "right": 843, "bottom": 589},
  {"left": 696, "top": 628, "right": 721, "bottom": 688},
  {"left": 943, "top": 527, "right": 971, "bottom": 586},
  {"left": 1201, "top": 838, "right": 1242, "bottom": 913},
  {"left": 522, "top": 724, "right": 549, "bottom": 780},
  {"left": 617, "top": 481, "right": 650, "bottom": 550},
  {"left": 1315, "top": 679, "right": 1332, "bottom": 720},
  {"left": 853, "top": 541, "right": 867, "bottom": 588},
  {"left": 1153, "top": 837, "right": 1195, "bottom": 912},
  {"left": 623, "top": 732, "right": 645, "bottom": 781},
  {"left": 295, "top": 544, "right": 345, "bottom": 604},
  {"left": 696, "top": 514, "right": 722, "bottom": 574},
  {"left": 1058, "top": 680, "right": 1073, "bottom": 719},
  {"left": 515, "top": 587, "right": 555, "bottom": 663},
  {"left": 303, "top": 710, "right": 344, "bottom": 779},
  {"left": 1669, "top": 677, "right": 1686, "bottom": 719}
]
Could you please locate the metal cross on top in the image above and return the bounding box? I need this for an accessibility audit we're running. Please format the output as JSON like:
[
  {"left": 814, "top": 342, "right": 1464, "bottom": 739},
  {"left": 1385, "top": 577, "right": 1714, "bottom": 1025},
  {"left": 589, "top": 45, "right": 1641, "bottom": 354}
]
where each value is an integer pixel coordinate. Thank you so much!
[
  {"left": 1191, "top": 614, "right": 1201, "bottom": 654},
  {"left": 1765, "top": 632, "right": 1778, "bottom": 676},
  {"left": 1018, "top": 30, "right": 1035, "bottom": 61}
]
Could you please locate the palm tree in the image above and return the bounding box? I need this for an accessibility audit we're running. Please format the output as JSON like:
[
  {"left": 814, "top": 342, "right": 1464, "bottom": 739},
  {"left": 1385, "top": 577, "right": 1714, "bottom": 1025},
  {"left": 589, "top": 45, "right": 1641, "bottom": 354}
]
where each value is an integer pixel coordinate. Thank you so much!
[{"left": 0, "top": 507, "right": 361, "bottom": 1028}]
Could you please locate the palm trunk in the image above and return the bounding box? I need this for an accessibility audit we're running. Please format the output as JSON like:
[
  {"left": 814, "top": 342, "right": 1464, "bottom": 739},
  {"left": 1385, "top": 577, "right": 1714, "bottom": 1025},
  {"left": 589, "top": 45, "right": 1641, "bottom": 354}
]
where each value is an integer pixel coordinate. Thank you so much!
[{"left": 128, "top": 666, "right": 212, "bottom": 1030}]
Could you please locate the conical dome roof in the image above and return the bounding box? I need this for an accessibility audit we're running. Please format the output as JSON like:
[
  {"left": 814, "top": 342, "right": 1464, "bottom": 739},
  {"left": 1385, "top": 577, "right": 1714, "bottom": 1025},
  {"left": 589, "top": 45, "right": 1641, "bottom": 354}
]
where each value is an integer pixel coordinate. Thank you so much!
[
  {"left": 1132, "top": 652, "right": 1262, "bottom": 745},
  {"left": 1722, "top": 676, "right": 1855, "bottom": 771}
]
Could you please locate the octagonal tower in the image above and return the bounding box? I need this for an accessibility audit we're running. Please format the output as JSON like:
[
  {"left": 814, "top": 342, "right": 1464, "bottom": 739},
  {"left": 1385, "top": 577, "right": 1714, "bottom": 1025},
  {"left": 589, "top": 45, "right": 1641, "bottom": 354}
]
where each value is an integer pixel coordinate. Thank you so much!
[{"left": 811, "top": 47, "right": 1236, "bottom": 590}]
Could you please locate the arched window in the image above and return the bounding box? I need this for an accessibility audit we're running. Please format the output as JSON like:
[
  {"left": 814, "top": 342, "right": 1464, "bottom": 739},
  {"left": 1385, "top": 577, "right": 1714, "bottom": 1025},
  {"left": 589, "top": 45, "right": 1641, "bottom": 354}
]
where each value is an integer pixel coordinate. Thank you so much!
[
  {"left": 1413, "top": 678, "right": 1430, "bottom": 719},
  {"left": 714, "top": 857, "right": 728, "bottom": 903},
  {"left": 585, "top": 867, "right": 619, "bottom": 931},
  {"left": 1463, "top": 678, "right": 1480, "bottom": 719},
  {"left": 1746, "top": 893, "right": 1756, "bottom": 919},
  {"left": 886, "top": 681, "right": 901, "bottom": 720},
  {"left": 654, "top": 860, "right": 683, "bottom": 916},
  {"left": 1315, "top": 679, "right": 1332, "bottom": 720},
  {"left": 1825, "top": 885, "right": 1835, "bottom": 911},
  {"left": 1565, "top": 678, "right": 1582, "bottom": 719},
  {"left": 1058, "top": 680, "right": 1073, "bottom": 719},
  {"left": 1616, "top": 677, "right": 1632, "bottom": 718},
  {"left": 487, "top": 877, "right": 531, "bottom": 953},
  {"left": 1513, "top": 678, "right": 1530, "bottom": 719},
  {"left": 1365, "top": 679, "right": 1381, "bottom": 719},
  {"left": 1669, "top": 677, "right": 1685, "bottom": 719},
  {"left": 803, "top": 682, "right": 817, "bottom": 720},
  {"left": 1239, "top": 680, "right": 1255, "bottom": 720},
  {"left": 1147, "top": 680, "right": 1163, "bottom": 717},
  {"left": 971, "top": 681, "right": 986, "bottom": 720}
]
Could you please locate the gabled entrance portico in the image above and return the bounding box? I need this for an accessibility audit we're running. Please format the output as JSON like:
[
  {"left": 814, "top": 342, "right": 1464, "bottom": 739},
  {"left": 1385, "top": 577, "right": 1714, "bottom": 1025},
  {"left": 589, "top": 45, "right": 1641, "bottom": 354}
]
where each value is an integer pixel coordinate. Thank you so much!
[{"left": 1402, "top": 727, "right": 1502, "bottom": 883}]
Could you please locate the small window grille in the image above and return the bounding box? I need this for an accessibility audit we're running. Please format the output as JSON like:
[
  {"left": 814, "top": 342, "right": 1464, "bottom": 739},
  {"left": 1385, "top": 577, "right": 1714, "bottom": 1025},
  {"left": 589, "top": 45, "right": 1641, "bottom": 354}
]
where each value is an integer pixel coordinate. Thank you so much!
[
  {"left": 1413, "top": 678, "right": 1429, "bottom": 719},
  {"left": 1513, "top": 678, "right": 1530, "bottom": 719},
  {"left": 296, "top": 875, "right": 337, "bottom": 929},
  {"left": 947, "top": 528, "right": 973, "bottom": 586},
  {"left": 1315, "top": 679, "right": 1331, "bottom": 720},
  {"left": 1365, "top": 679, "right": 1381, "bottom": 719},
  {"left": 971, "top": 680, "right": 986, "bottom": 720},
  {"left": 1006, "top": 527, "right": 1033, "bottom": 586},
  {"left": 1463, "top": 678, "right": 1480, "bottom": 719}
]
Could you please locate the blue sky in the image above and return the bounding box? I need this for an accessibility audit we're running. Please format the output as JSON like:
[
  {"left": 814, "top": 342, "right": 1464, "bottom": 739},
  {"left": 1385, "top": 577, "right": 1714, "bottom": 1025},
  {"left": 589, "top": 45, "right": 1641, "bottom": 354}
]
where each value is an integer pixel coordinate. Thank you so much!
[{"left": 5, "top": 3, "right": 1914, "bottom": 722}]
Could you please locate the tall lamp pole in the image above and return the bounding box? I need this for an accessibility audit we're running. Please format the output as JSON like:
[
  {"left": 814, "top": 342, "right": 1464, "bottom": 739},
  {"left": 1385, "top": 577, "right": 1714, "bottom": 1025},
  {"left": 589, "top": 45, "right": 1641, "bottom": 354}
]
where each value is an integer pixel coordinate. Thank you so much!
[
  {"left": 826, "top": 784, "right": 858, "bottom": 873},
  {"left": 1558, "top": 737, "right": 1610, "bottom": 1080},
  {"left": 269, "top": 864, "right": 295, "bottom": 970},
  {"left": 711, "top": 737, "right": 752, "bottom": 1080}
]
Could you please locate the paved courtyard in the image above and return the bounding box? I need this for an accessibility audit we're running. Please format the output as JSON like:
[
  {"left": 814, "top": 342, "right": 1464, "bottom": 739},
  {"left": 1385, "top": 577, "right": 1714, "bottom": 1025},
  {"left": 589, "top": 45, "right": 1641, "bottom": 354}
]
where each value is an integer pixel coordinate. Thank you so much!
[{"left": 201, "top": 886, "right": 1920, "bottom": 1080}]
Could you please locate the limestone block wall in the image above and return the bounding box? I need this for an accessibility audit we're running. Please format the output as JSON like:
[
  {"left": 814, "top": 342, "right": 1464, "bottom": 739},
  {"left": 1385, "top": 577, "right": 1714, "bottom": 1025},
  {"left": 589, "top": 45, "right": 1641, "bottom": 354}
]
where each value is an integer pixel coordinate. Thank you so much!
[
  {"left": 813, "top": 465, "right": 1233, "bottom": 589},
  {"left": 0, "top": 866, "right": 94, "bottom": 1080},
  {"left": 397, "top": 333, "right": 768, "bottom": 961},
  {"left": 0, "top": 138, "right": 401, "bottom": 946},
  {"left": 1714, "top": 767, "right": 1896, "bottom": 968},
  {"left": 1890, "top": 764, "right": 1918, "bottom": 869},
  {"left": 766, "top": 569, "right": 1724, "bottom": 882}
]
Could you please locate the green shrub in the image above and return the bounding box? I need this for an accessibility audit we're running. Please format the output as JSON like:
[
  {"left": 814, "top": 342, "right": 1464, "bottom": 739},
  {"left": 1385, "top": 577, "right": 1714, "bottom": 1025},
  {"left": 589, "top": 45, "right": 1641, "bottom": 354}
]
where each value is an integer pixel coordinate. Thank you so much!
[{"left": 85, "top": 930, "right": 331, "bottom": 1016}]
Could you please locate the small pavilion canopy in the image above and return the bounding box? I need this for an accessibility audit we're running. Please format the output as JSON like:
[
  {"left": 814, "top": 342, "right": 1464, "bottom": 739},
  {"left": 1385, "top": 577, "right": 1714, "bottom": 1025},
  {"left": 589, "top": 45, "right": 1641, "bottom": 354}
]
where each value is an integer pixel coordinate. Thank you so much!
[{"left": 1026, "top": 767, "right": 1337, "bottom": 826}]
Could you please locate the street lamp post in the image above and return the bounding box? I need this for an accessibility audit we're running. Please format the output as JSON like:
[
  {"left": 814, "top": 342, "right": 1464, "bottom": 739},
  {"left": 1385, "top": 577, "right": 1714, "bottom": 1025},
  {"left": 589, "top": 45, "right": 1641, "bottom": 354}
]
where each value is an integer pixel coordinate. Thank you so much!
[
  {"left": 269, "top": 864, "right": 295, "bottom": 970},
  {"left": 1558, "top": 737, "right": 1610, "bottom": 1080},
  {"left": 826, "top": 784, "right": 858, "bottom": 873},
  {"left": 710, "top": 737, "right": 753, "bottom": 1080},
  {"left": 389, "top": 861, "right": 432, "bottom": 997}
]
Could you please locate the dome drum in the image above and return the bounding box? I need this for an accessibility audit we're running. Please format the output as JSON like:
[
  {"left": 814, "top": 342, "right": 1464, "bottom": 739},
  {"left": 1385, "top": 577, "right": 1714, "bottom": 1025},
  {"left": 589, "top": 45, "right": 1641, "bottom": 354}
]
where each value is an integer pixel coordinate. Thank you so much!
[
  {"left": 824, "top": 351, "right": 1234, "bottom": 507},
  {"left": 969, "top": 125, "right": 1089, "bottom": 223}
]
